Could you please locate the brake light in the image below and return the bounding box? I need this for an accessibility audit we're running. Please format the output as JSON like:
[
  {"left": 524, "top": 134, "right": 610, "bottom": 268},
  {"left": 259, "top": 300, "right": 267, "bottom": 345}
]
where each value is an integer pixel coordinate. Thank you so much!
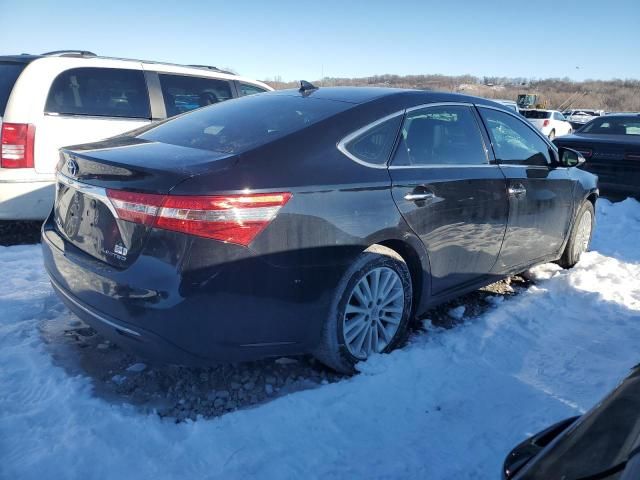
[
  {"left": 542, "top": 119, "right": 550, "bottom": 127},
  {"left": 106, "top": 190, "right": 292, "bottom": 246},
  {"left": 1, "top": 123, "right": 35, "bottom": 168}
]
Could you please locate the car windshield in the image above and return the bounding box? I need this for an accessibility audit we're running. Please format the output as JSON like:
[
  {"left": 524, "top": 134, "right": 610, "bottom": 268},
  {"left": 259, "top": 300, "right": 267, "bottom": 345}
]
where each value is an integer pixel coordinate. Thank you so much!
[
  {"left": 138, "top": 93, "right": 352, "bottom": 154},
  {"left": 522, "top": 110, "right": 551, "bottom": 119},
  {"left": 0, "top": 62, "right": 26, "bottom": 115},
  {"left": 579, "top": 117, "right": 640, "bottom": 135},
  {"left": 520, "top": 371, "right": 640, "bottom": 479}
]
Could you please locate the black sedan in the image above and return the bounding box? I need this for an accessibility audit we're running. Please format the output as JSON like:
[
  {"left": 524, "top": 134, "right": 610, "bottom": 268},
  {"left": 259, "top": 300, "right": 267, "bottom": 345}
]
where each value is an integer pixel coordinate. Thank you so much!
[
  {"left": 42, "top": 86, "right": 598, "bottom": 373},
  {"left": 503, "top": 364, "right": 640, "bottom": 479},
  {"left": 554, "top": 114, "right": 640, "bottom": 199}
]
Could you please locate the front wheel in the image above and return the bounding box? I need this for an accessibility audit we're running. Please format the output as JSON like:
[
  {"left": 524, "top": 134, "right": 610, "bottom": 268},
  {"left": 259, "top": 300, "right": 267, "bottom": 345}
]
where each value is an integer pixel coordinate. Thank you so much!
[
  {"left": 313, "top": 245, "right": 413, "bottom": 373},
  {"left": 557, "top": 201, "right": 595, "bottom": 268}
]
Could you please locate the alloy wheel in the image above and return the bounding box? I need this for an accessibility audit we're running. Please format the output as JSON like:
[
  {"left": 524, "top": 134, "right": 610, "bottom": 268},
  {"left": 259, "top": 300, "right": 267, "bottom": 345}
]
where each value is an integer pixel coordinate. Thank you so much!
[
  {"left": 342, "top": 267, "right": 404, "bottom": 359},
  {"left": 575, "top": 209, "right": 593, "bottom": 257}
]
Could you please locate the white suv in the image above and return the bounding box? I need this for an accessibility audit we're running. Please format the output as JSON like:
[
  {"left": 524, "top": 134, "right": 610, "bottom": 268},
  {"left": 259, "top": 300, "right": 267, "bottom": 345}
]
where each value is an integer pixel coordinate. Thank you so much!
[
  {"left": 0, "top": 51, "right": 272, "bottom": 220},
  {"left": 520, "top": 109, "right": 573, "bottom": 140}
]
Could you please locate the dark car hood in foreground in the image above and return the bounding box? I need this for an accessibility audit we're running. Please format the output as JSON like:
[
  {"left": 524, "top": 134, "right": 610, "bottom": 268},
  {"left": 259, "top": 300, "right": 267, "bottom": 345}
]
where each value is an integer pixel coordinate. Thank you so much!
[
  {"left": 59, "top": 136, "right": 235, "bottom": 193},
  {"left": 555, "top": 133, "right": 640, "bottom": 147},
  {"left": 506, "top": 365, "right": 640, "bottom": 479}
]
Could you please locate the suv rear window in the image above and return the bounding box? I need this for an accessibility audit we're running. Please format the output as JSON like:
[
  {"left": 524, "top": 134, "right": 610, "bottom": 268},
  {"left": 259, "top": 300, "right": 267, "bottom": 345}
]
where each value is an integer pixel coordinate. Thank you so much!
[
  {"left": 0, "top": 62, "right": 26, "bottom": 115},
  {"left": 45, "top": 68, "right": 150, "bottom": 118},
  {"left": 158, "top": 74, "right": 233, "bottom": 117},
  {"left": 522, "top": 110, "right": 551, "bottom": 119},
  {"left": 138, "top": 94, "right": 352, "bottom": 154}
]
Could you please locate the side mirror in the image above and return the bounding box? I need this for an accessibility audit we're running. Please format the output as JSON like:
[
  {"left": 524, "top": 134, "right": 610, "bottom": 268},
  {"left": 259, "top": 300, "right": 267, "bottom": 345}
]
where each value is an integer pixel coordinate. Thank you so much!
[{"left": 558, "top": 147, "right": 586, "bottom": 168}]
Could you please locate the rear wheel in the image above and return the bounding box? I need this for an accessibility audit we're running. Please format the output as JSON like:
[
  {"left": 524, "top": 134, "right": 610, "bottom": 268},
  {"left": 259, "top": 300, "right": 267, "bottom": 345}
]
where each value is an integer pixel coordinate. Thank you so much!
[
  {"left": 313, "top": 245, "right": 413, "bottom": 374},
  {"left": 548, "top": 129, "right": 556, "bottom": 140},
  {"left": 557, "top": 201, "right": 594, "bottom": 268}
]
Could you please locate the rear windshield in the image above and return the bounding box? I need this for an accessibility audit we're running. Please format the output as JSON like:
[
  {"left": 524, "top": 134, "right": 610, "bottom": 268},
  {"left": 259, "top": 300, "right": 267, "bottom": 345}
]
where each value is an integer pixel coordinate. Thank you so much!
[
  {"left": 580, "top": 116, "right": 640, "bottom": 135},
  {"left": 138, "top": 94, "right": 352, "bottom": 154},
  {"left": 0, "top": 62, "right": 26, "bottom": 115},
  {"left": 522, "top": 110, "right": 551, "bottom": 119}
]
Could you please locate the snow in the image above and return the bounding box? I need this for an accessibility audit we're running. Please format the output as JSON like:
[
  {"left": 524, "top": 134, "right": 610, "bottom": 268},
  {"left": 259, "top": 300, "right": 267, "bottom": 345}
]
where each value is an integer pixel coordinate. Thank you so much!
[{"left": 1, "top": 198, "right": 639, "bottom": 479}]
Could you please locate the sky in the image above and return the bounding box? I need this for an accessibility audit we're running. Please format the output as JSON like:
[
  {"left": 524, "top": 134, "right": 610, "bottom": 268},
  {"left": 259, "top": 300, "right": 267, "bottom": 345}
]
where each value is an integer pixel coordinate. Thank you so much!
[{"left": 1, "top": 0, "right": 639, "bottom": 83}]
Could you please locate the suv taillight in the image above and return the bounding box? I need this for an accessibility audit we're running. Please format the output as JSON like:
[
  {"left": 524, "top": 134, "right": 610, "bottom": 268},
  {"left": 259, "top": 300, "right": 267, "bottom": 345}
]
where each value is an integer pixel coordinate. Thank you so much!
[
  {"left": 1, "top": 123, "right": 36, "bottom": 168},
  {"left": 542, "top": 119, "right": 550, "bottom": 127},
  {"left": 106, "top": 190, "right": 292, "bottom": 246}
]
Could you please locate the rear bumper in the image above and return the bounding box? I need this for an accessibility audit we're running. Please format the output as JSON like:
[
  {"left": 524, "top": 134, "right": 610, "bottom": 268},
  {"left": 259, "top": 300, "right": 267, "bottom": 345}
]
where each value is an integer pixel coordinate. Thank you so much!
[
  {"left": 0, "top": 169, "right": 54, "bottom": 220},
  {"left": 41, "top": 213, "right": 342, "bottom": 365}
]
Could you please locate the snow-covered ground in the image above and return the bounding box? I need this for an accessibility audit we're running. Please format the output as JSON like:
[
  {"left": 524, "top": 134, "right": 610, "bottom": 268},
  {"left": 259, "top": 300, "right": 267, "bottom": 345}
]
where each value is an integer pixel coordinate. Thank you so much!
[{"left": 1, "top": 199, "right": 639, "bottom": 480}]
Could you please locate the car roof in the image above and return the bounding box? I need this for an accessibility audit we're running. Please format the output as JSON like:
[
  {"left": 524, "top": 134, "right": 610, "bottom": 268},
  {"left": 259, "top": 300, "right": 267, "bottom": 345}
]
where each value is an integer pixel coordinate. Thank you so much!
[
  {"left": 269, "top": 86, "right": 507, "bottom": 107},
  {"left": 1, "top": 52, "right": 234, "bottom": 76}
]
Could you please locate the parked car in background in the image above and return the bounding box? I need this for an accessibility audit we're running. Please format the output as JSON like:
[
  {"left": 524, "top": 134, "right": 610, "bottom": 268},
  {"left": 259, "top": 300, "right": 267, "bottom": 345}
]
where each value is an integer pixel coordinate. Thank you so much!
[
  {"left": 42, "top": 87, "right": 597, "bottom": 373},
  {"left": 503, "top": 364, "right": 640, "bottom": 479},
  {"left": 521, "top": 109, "right": 573, "bottom": 140},
  {"left": 554, "top": 113, "right": 640, "bottom": 198},
  {"left": 562, "top": 108, "right": 605, "bottom": 130},
  {"left": 494, "top": 99, "right": 520, "bottom": 114},
  {"left": 0, "top": 51, "right": 271, "bottom": 220}
]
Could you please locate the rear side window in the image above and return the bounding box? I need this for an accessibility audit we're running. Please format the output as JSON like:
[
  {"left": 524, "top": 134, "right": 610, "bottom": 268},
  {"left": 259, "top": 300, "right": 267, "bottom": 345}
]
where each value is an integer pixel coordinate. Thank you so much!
[
  {"left": 392, "top": 105, "right": 487, "bottom": 166},
  {"left": 45, "top": 68, "right": 150, "bottom": 118},
  {"left": 479, "top": 107, "right": 551, "bottom": 166},
  {"left": 158, "top": 74, "right": 233, "bottom": 117},
  {"left": 522, "top": 110, "right": 551, "bottom": 119},
  {"left": 341, "top": 115, "right": 402, "bottom": 165},
  {"left": 138, "top": 94, "right": 352, "bottom": 154},
  {"left": 0, "top": 62, "right": 26, "bottom": 115},
  {"left": 238, "top": 82, "right": 267, "bottom": 96}
]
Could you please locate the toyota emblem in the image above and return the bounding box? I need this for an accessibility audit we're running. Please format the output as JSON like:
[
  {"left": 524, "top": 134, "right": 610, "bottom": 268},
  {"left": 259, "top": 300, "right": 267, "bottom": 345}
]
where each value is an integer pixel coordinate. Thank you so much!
[{"left": 66, "top": 158, "right": 79, "bottom": 177}]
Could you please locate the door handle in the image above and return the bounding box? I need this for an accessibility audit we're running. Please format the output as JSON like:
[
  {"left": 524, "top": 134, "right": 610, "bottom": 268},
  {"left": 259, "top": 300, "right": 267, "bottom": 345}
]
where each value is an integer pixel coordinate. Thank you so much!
[
  {"left": 404, "top": 192, "right": 435, "bottom": 201},
  {"left": 508, "top": 184, "right": 527, "bottom": 197}
]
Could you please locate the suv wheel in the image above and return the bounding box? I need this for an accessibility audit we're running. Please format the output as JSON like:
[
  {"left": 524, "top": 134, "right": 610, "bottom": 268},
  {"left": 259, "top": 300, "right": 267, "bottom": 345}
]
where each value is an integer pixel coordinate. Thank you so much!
[{"left": 313, "top": 245, "right": 413, "bottom": 373}]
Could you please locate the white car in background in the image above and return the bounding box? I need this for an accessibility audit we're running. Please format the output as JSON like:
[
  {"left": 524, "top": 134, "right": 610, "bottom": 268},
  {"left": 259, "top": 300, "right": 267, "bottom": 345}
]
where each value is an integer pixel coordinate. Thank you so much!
[
  {"left": 493, "top": 99, "right": 520, "bottom": 114},
  {"left": 562, "top": 109, "right": 605, "bottom": 129},
  {"left": 521, "top": 109, "right": 573, "bottom": 140},
  {"left": 0, "top": 51, "right": 272, "bottom": 220}
]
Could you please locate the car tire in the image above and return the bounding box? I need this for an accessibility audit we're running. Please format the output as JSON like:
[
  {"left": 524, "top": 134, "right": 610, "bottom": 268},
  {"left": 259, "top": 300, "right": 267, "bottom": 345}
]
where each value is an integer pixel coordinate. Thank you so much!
[
  {"left": 548, "top": 129, "right": 556, "bottom": 140},
  {"left": 557, "top": 201, "right": 595, "bottom": 268},
  {"left": 313, "top": 244, "right": 413, "bottom": 374}
]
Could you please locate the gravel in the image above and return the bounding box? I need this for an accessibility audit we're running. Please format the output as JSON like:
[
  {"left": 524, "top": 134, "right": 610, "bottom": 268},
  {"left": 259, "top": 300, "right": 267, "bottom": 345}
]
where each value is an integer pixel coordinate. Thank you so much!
[
  {"left": 38, "top": 273, "right": 530, "bottom": 423},
  {"left": 0, "top": 221, "right": 42, "bottom": 246}
]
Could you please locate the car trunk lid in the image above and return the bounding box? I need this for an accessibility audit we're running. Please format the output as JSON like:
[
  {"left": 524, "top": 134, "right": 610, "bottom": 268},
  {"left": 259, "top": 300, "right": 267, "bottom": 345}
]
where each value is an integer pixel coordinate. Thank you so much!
[{"left": 54, "top": 137, "right": 234, "bottom": 267}]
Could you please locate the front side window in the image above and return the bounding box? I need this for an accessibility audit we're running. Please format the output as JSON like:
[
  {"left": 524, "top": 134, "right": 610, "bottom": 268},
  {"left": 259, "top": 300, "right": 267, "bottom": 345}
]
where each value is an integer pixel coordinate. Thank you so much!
[
  {"left": 239, "top": 83, "right": 267, "bottom": 96},
  {"left": 159, "top": 74, "right": 233, "bottom": 117},
  {"left": 45, "top": 68, "right": 150, "bottom": 118},
  {"left": 479, "top": 107, "right": 552, "bottom": 166},
  {"left": 392, "top": 105, "right": 487, "bottom": 166},
  {"left": 341, "top": 115, "right": 402, "bottom": 165}
]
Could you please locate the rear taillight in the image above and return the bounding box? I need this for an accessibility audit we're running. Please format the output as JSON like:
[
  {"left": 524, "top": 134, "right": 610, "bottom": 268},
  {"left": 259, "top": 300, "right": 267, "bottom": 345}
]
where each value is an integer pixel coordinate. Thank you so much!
[
  {"left": 542, "top": 119, "right": 550, "bottom": 127},
  {"left": 1, "top": 123, "right": 35, "bottom": 168},
  {"left": 106, "top": 190, "right": 291, "bottom": 246}
]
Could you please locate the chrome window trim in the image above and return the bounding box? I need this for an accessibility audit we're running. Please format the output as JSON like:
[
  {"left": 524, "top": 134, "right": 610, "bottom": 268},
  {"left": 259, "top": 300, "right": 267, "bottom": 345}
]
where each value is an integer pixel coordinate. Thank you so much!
[
  {"left": 56, "top": 172, "right": 120, "bottom": 219},
  {"left": 405, "top": 101, "right": 474, "bottom": 113},
  {"left": 336, "top": 111, "right": 405, "bottom": 169},
  {"left": 44, "top": 112, "right": 152, "bottom": 122},
  {"left": 388, "top": 163, "right": 501, "bottom": 170}
]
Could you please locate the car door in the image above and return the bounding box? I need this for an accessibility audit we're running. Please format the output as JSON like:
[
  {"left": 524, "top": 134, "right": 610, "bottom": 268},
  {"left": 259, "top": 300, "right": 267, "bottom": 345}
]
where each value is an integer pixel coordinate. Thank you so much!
[
  {"left": 389, "top": 104, "right": 509, "bottom": 295},
  {"left": 477, "top": 106, "right": 576, "bottom": 272},
  {"left": 554, "top": 112, "right": 571, "bottom": 135}
]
